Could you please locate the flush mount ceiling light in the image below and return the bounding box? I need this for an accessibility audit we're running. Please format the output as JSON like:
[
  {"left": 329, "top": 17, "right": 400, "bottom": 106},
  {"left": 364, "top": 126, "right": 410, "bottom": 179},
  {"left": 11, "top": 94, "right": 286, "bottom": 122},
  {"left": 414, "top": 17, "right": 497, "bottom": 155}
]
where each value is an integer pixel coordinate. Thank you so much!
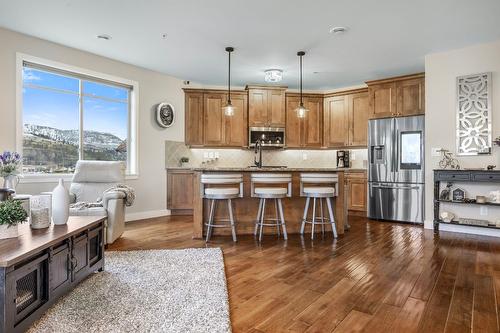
[
  {"left": 223, "top": 47, "right": 235, "bottom": 116},
  {"left": 97, "top": 34, "right": 112, "bottom": 40},
  {"left": 264, "top": 69, "right": 283, "bottom": 83},
  {"left": 329, "top": 26, "right": 348, "bottom": 35},
  {"left": 295, "top": 51, "right": 309, "bottom": 118}
]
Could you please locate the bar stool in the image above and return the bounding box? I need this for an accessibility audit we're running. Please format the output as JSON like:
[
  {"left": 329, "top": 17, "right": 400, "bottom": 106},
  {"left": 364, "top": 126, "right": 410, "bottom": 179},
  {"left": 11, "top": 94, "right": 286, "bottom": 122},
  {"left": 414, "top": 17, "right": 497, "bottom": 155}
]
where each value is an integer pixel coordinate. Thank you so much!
[
  {"left": 299, "top": 173, "right": 338, "bottom": 239},
  {"left": 201, "top": 173, "right": 243, "bottom": 242},
  {"left": 251, "top": 173, "right": 292, "bottom": 242}
]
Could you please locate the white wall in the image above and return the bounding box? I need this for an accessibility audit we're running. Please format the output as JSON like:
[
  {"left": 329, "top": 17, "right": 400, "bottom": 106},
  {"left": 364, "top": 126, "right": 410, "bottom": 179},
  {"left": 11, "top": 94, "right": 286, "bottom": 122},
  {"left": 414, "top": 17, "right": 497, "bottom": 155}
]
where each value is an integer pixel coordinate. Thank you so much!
[
  {"left": 0, "top": 27, "right": 190, "bottom": 221},
  {"left": 424, "top": 40, "right": 500, "bottom": 234}
]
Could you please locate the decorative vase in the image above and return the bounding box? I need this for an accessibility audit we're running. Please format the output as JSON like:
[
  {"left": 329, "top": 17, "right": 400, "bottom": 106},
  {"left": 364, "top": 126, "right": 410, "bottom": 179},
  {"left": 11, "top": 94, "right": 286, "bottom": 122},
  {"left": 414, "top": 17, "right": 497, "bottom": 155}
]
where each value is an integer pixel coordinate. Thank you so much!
[
  {"left": 3, "top": 175, "right": 19, "bottom": 193},
  {"left": 52, "top": 179, "right": 69, "bottom": 225},
  {"left": 0, "top": 224, "right": 18, "bottom": 239}
]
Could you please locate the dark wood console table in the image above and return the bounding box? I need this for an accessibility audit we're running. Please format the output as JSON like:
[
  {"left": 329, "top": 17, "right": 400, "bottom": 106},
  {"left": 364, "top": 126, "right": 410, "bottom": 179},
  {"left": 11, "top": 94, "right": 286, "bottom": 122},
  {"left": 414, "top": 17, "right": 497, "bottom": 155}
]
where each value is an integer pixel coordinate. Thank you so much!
[
  {"left": 0, "top": 216, "right": 106, "bottom": 333},
  {"left": 434, "top": 169, "right": 500, "bottom": 232}
]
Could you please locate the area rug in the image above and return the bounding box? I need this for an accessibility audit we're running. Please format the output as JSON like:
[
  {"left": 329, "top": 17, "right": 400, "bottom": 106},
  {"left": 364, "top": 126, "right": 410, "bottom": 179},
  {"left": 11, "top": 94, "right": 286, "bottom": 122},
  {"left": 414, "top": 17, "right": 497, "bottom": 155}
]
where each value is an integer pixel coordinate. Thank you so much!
[{"left": 28, "top": 248, "right": 231, "bottom": 333}]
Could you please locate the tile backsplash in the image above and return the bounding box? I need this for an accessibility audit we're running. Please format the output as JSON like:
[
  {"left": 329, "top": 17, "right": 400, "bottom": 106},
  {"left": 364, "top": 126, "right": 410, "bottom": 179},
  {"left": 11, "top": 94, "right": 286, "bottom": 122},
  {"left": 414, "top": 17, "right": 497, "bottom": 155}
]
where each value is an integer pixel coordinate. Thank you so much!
[{"left": 165, "top": 141, "right": 368, "bottom": 169}]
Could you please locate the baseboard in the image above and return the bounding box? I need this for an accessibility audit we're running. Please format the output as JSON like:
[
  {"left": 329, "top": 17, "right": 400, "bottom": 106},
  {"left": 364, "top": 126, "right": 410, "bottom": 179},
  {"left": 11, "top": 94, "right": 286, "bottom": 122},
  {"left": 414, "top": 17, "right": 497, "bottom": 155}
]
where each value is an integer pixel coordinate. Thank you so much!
[{"left": 125, "top": 209, "right": 171, "bottom": 222}]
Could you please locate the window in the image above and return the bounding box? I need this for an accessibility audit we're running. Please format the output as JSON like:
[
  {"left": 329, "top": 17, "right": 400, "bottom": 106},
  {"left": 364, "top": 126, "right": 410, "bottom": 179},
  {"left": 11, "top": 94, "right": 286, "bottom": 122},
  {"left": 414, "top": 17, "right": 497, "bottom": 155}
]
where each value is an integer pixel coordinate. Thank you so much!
[{"left": 20, "top": 60, "right": 136, "bottom": 176}]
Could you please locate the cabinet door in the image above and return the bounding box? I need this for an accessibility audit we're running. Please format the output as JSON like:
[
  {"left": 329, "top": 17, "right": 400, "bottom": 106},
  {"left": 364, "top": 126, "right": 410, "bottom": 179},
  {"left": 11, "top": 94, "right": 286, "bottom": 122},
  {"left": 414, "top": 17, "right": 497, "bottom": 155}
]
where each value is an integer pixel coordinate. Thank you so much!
[
  {"left": 397, "top": 78, "right": 425, "bottom": 116},
  {"left": 167, "top": 171, "right": 194, "bottom": 210},
  {"left": 348, "top": 92, "right": 369, "bottom": 146},
  {"left": 303, "top": 97, "right": 323, "bottom": 147},
  {"left": 50, "top": 243, "right": 71, "bottom": 295},
  {"left": 184, "top": 92, "right": 204, "bottom": 146},
  {"left": 204, "top": 93, "right": 226, "bottom": 146},
  {"left": 72, "top": 234, "right": 88, "bottom": 281},
  {"left": 323, "top": 96, "right": 348, "bottom": 147},
  {"left": 88, "top": 227, "right": 103, "bottom": 269},
  {"left": 369, "top": 83, "right": 397, "bottom": 119},
  {"left": 224, "top": 93, "right": 248, "bottom": 147},
  {"left": 248, "top": 89, "right": 268, "bottom": 126},
  {"left": 347, "top": 177, "right": 367, "bottom": 212},
  {"left": 268, "top": 90, "right": 286, "bottom": 127},
  {"left": 285, "top": 96, "right": 302, "bottom": 148}
]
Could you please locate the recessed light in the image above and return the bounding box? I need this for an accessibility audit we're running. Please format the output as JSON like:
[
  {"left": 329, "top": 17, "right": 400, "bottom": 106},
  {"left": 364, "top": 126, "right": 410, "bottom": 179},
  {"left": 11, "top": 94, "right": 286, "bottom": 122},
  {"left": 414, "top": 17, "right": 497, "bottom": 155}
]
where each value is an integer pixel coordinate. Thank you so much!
[
  {"left": 329, "top": 26, "right": 348, "bottom": 35},
  {"left": 162, "top": 33, "right": 168, "bottom": 39},
  {"left": 97, "top": 34, "right": 112, "bottom": 40}
]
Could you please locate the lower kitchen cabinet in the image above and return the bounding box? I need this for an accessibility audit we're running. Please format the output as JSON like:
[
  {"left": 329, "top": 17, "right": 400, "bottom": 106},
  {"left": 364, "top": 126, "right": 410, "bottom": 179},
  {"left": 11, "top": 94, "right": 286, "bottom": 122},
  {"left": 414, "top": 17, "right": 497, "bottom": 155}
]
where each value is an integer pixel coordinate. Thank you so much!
[
  {"left": 345, "top": 171, "right": 367, "bottom": 216},
  {"left": 167, "top": 170, "right": 194, "bottom": 214}
]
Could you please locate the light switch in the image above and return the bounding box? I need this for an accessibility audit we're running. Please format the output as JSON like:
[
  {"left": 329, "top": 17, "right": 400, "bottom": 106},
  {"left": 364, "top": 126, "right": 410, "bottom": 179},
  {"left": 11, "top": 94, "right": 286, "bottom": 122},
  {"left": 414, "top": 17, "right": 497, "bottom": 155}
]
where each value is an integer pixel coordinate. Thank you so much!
[
  {"left": 208, "top": 152, "right": 214, "bottom": 159},
  {"left": 214, "top": 152, "right": 220, "bottom": 159},
  {"left": 351, "top": 152, "right": 356, "bottom": 160},
  {"left": 203, "top": 152, "right": 209, "bottom": 159}
]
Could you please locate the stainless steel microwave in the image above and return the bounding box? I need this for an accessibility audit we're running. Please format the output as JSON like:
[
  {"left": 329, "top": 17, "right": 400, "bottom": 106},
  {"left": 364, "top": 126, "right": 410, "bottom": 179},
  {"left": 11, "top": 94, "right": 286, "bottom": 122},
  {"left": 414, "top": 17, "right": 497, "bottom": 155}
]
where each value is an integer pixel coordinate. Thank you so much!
[{"left": 249, "top": 127, "right": 285, "bottom": 147}]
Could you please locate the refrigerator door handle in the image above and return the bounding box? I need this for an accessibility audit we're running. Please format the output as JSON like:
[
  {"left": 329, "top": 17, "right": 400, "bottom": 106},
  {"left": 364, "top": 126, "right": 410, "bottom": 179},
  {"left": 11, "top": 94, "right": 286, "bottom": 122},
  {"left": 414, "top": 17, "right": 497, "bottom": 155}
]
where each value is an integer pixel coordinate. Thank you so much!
[{"left": 371, "top": 184, "right": 421, "bottom": 190}]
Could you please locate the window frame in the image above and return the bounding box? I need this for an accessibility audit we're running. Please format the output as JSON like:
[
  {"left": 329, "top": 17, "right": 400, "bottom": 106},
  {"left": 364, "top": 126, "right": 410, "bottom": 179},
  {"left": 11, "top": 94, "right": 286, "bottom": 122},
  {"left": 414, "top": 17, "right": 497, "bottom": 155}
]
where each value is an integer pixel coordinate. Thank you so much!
[{"left": 16, "top": 53, "right": 139, "bottom": 182}]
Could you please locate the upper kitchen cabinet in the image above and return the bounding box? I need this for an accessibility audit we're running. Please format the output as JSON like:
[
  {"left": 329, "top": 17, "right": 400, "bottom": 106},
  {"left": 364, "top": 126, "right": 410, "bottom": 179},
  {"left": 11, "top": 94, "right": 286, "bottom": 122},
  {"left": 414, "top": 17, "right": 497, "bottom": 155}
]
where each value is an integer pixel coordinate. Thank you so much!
[
  {"left": 323, "top": 88, "right": 369, "bottom": 148},
  {"left": 247, "top": 85, "right": 287, "bottom": 127},
  {"left": 285, "top": 93, "right": 323, "bottom": 148},
  {"left": 184, "top": 89, "right": 247, "bottom": 147},
  {"left": 366, "top": 73, "right": 425, "bottom": 119},
  {"left": 184, "top": 89, "right": 204, "bottom": 147}
]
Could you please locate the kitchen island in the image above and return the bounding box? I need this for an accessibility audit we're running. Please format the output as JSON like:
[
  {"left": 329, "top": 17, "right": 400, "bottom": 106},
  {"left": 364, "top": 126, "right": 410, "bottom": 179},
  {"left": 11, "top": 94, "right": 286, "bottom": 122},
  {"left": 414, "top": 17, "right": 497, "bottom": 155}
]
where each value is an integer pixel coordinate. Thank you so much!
[{"left": 167, "top": 167, "right": 366, "bottom": 238}]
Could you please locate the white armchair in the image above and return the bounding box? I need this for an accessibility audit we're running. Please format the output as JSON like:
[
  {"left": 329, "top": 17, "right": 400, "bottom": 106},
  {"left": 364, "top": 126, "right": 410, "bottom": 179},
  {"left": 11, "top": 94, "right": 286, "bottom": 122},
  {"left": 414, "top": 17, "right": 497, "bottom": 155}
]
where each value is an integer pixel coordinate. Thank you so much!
[{"left": 69, "top": 160, "right": 128, "bottom": 244}]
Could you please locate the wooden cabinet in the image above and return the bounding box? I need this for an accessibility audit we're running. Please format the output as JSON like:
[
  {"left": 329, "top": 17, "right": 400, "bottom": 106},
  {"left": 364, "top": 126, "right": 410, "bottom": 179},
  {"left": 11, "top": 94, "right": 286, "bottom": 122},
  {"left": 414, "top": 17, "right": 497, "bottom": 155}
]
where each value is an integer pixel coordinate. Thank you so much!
[
  {"left": 285, "top": 94, "right": 323, "bottom": 148},
  {"left": 184, "top": 91, "right": 204, "bottom": 146},
  {"left": 167, "top": 170, "right": 194, "bottom": 214},
  {"left": 184, "top": 89, "right": 247, "bottom": 147},
  {"left": 345, "top": 171, "right": 367, "bottom": 216},
  {"left": 324, "top": 96, "right": 348, "bottom": 147},
  {"left": 247, "top": 86, "right": 286, "bottom": 127},
  {"left": 324, "top": 89, "right": 369, "bottom": 148},
  {"left": 367, "top": 73, "right": 424, "bottom": 119}
]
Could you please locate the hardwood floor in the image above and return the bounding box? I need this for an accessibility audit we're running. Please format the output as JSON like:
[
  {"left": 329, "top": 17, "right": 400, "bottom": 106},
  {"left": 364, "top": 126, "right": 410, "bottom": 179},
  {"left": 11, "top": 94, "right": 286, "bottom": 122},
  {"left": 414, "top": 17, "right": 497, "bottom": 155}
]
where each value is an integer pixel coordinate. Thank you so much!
[{"left": 108, "top": 216, "right": 500, "bottom": 333}]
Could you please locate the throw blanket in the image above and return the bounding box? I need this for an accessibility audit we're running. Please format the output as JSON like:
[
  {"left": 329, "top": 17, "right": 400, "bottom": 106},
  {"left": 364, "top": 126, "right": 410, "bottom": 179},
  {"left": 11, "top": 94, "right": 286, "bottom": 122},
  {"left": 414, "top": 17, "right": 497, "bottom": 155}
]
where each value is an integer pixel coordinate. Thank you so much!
[{"left": 70, "top": 184, "right": 135, "bottom": 210}]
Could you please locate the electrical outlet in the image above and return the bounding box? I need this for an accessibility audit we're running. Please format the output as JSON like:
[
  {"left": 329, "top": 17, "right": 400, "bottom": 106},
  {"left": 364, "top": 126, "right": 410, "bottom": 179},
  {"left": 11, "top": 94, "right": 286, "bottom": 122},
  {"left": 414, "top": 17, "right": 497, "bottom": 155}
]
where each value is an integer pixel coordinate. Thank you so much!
[
  {"left": 214, "top": 152, "right": 220, "bottom": 159},
  {"left": 302, "top": 153, "right": 308, "bottom": 161},
  {"left": 431, "top": 147, "right": 442, "bottom": 157},
  {"left": 208, "top": 152, "right": 214, "bottom": 159},
  {"left": 480, "top": 206, "right": 488, "bottom": 216},
  {"left": 351, "top": 152, "right": 356, "bottom": 160},
  {"left": 203, "top": 152, "right": 209, "bottom": 159}
]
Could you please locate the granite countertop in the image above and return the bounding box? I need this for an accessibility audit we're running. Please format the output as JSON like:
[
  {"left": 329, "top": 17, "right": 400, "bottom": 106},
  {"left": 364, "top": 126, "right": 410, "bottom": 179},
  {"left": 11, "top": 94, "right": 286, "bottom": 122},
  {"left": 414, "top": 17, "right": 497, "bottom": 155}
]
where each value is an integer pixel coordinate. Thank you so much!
[{"left": 166, "top": 166, "right": 367, "bottom": 172}]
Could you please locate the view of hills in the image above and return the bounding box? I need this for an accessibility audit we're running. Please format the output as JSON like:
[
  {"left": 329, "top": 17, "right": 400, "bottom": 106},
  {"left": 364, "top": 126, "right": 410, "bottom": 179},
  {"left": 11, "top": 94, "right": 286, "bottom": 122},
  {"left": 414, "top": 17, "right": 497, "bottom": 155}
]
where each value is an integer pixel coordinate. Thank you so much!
[{"left": 23, "top": 124, "right": 126, "bottom": 173}]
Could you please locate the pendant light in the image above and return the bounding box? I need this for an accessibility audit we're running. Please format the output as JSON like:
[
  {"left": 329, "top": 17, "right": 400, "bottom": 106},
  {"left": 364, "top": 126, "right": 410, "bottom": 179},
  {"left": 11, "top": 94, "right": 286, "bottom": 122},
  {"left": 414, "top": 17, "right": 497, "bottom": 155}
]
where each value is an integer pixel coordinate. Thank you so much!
[
  {"left": 223, "top": 47, "right": 235, "bottom": 116},
  {"left": 295, "top": 51, "right": 308, "bottom": 118}
]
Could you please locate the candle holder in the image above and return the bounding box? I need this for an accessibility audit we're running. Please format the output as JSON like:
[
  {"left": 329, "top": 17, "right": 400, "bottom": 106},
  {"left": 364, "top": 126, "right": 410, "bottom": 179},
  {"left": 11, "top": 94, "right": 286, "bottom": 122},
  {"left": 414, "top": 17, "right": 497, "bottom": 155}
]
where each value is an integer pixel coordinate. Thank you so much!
[{"left": 30, "top": 195, "right": 52, "bottom": 229}]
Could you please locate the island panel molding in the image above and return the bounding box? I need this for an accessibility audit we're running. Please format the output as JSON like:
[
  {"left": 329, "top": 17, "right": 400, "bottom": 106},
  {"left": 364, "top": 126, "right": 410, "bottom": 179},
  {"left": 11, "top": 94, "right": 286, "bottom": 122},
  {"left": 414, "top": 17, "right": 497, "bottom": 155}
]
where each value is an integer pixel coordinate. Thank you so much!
[{"left": 456, "top": 72, "right": 492, "bottom": 155}]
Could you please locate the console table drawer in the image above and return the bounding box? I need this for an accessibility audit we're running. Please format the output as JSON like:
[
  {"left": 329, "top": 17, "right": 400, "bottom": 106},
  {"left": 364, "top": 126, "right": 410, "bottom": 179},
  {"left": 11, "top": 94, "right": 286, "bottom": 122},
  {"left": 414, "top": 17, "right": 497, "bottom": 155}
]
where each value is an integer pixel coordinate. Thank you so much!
[
  {"left": 472, "top": 173, "right": 500, "bottom": 182},
  {"left": 435, "top": 173, "right": 470, "bottom": 181}
]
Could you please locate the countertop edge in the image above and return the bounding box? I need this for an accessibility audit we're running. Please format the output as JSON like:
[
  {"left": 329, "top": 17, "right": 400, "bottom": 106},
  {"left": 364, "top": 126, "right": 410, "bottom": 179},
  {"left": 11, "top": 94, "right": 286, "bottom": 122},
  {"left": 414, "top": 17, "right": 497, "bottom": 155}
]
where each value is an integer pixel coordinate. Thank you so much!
[{"left": 166, "top": 166, "right": 367, "bottom": 172}]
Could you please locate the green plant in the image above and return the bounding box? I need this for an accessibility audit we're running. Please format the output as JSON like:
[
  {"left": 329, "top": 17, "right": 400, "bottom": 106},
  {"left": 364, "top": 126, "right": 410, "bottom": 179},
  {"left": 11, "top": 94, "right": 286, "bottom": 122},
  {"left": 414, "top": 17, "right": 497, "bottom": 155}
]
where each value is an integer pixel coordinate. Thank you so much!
[
  {"left": 180, "top": 157, "right": 189, "bottom": 163},
  {"left": 0, "top": 200, "right": 28, "bottom": 227}
]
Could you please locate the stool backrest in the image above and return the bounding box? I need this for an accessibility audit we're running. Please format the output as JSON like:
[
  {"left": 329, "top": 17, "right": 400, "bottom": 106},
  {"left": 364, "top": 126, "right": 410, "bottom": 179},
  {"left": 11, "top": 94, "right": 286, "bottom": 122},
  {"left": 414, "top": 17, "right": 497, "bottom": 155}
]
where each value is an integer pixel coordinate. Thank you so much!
[
  {"left": 251, "top": 173, "right": 292, "bottom": 197},
  {"left": 200, "top": 173, "right": 243, "bottom": 198},
  {"left": 300, "top": 173, "right": 338, "bottom": 196}
]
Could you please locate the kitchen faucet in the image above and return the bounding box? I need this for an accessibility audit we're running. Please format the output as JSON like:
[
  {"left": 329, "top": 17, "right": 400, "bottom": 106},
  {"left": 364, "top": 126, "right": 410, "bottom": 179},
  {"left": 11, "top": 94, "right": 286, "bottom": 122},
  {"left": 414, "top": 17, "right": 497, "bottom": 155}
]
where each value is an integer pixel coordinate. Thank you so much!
[{"left": 254, "top": 139, "right": 263, "bottom": 168}]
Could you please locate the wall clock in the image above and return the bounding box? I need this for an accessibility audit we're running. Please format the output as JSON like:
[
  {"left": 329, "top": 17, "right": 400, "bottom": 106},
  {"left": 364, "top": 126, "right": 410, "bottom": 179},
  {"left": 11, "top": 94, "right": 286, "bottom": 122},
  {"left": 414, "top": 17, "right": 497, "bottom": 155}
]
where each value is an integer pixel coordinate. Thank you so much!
[{"left": 156, "top": 102, "right": 175, "bottom": 128}]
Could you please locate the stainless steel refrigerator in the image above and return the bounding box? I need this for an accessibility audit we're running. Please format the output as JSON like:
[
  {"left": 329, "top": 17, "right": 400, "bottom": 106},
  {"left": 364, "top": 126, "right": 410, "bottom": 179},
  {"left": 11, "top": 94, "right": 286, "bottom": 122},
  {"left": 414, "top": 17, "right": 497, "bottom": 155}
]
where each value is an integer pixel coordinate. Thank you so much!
[{"left": 368, "top": 115, "right": 424, "bottom": 224}]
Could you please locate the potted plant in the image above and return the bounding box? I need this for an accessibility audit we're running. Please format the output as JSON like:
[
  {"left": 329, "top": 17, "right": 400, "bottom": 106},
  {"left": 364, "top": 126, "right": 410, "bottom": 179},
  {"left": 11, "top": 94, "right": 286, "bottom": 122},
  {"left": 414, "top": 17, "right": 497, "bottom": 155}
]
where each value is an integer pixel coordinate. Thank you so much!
[
  {"left": 179, "top": 156, "right": 190, "bottom": 167},
  {"left": 0, "top": 200, "right": 28, "bottom": 239},
  {"left": 0, "top": 151, "right": 22, "bottom": 192}
]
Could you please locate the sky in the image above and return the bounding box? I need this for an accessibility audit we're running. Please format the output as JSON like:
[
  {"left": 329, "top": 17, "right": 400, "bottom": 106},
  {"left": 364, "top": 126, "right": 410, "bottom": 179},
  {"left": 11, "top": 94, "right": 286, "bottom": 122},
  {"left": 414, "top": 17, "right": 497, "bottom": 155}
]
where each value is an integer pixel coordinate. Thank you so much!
[{"left": 23, "top": 67, "right": 128, "bottom": 140}]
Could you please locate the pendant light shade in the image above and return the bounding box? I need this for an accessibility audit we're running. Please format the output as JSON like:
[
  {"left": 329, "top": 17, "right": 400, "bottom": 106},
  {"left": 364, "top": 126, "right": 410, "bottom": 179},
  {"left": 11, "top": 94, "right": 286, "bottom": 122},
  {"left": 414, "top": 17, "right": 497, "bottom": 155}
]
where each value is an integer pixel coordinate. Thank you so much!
[
  {"left": 223, "top": 47, "right": 235, "bottom": 116},
  {"left": 295, "top": 51, "right": 308, "bottom": 118}
]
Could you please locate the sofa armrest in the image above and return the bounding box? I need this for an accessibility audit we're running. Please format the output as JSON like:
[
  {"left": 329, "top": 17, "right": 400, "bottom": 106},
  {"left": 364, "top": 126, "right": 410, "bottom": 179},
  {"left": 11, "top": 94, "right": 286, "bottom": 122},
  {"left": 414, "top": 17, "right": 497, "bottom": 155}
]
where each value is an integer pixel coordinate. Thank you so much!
[{"left": 101, "top": 190, "right": 126, "bottom": 209}]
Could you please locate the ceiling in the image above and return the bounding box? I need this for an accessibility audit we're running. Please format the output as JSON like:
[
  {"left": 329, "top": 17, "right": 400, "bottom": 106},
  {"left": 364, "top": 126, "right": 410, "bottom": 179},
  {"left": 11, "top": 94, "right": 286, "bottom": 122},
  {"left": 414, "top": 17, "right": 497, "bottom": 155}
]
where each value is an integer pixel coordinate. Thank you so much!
[{"left": 1, "top": 0, "right": 500, "bottom": 90}]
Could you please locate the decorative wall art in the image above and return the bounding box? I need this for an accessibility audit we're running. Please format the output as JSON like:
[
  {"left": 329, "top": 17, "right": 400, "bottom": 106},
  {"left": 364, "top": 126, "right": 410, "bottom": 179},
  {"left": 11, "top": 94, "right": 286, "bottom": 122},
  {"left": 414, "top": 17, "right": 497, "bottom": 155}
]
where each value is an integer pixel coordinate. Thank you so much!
[
  {"left": 456, "top": 72, "right": 492, "bottom": 155},
  {"left": 156, "top": 102, "right": 175, "bottom": 128}
]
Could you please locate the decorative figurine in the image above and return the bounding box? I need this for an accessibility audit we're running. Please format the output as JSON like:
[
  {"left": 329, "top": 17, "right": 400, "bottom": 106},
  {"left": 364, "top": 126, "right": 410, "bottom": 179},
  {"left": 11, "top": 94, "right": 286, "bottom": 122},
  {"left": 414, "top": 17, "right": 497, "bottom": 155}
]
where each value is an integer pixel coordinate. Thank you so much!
[
  {"left": 452, "top": 187, "right": 466, "bottom": 202},
  {"left": 438, "top": 149, "right": 460, "bottom": 170},
  {"left": 439, "top": 182, "right": 453, "bottom": 200},
  {"left": 487, "top": 165, "right": 496, "bottom": 170}
]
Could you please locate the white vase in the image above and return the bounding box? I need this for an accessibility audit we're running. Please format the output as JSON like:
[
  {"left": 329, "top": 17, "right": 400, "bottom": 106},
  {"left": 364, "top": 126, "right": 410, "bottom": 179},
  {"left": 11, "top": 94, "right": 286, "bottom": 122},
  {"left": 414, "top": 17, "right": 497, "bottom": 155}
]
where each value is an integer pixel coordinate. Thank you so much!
[
  {"left": 0, "top": 224, "right": 18, "bottom": 239},
  {"left": 52, "top": 179, "right": 69, "bottom": 225}
]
